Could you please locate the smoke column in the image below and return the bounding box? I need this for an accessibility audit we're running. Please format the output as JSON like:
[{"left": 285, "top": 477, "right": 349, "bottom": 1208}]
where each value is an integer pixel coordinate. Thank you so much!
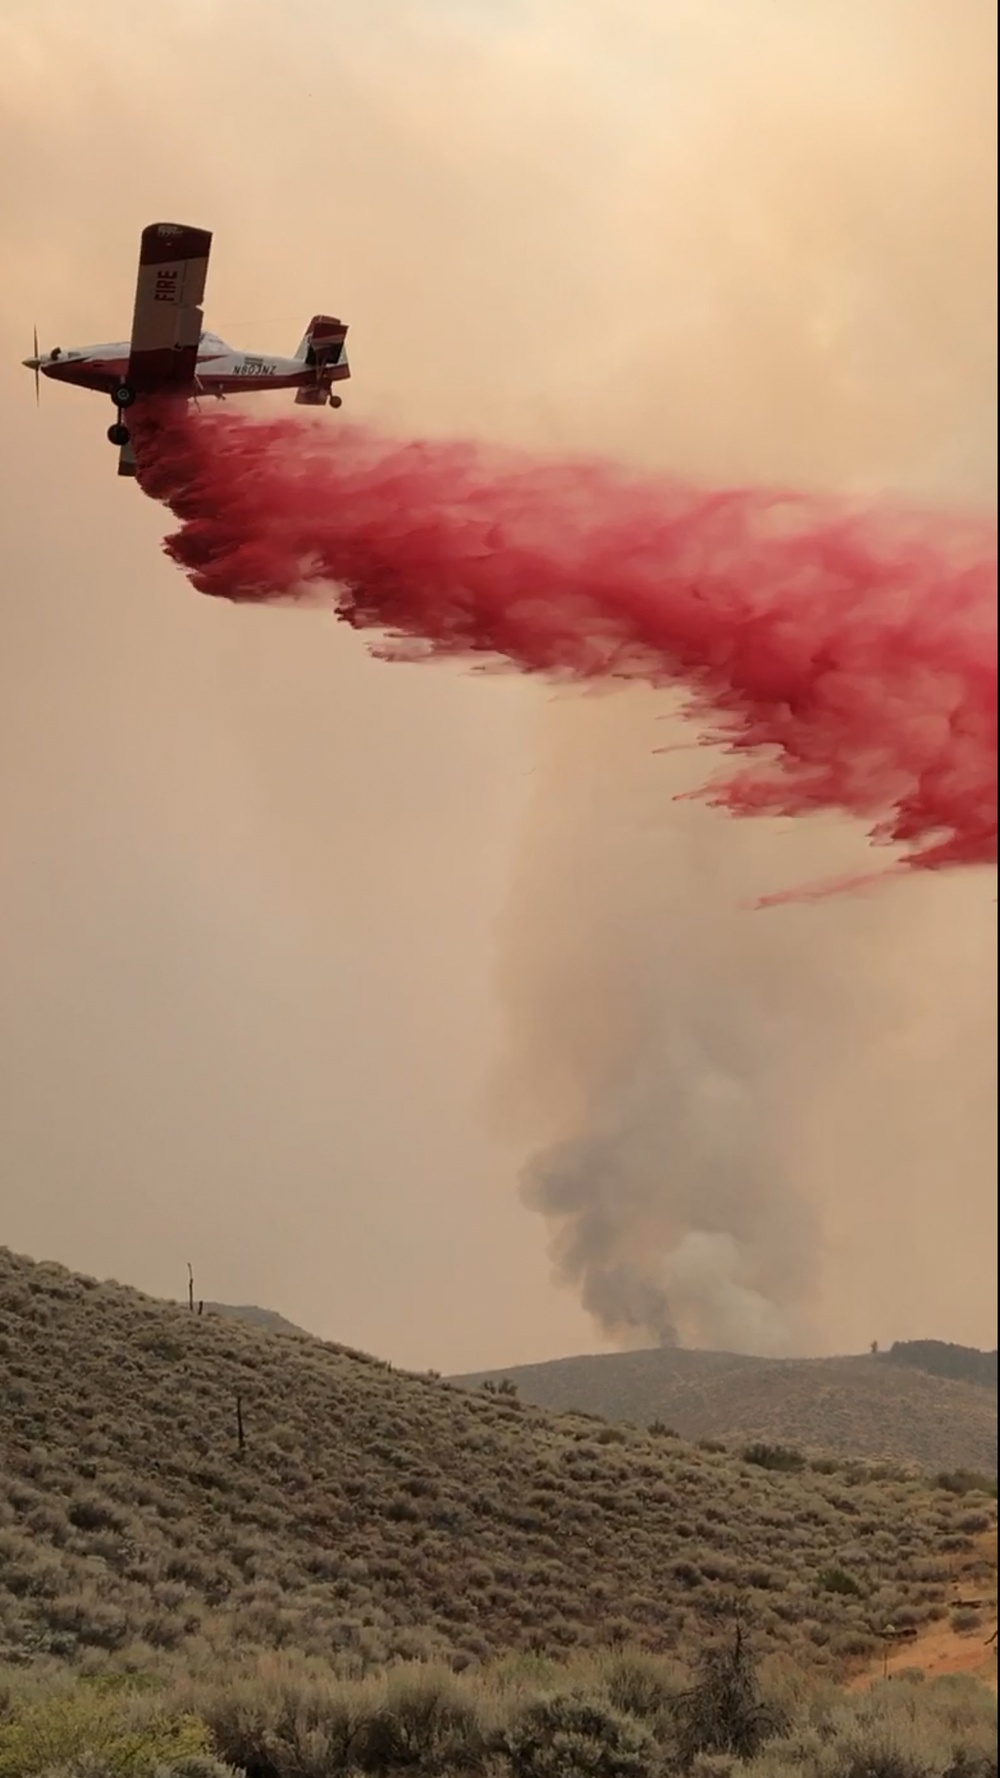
[{"left": 135, "top": 404, "right": 995, "bottom": 882}]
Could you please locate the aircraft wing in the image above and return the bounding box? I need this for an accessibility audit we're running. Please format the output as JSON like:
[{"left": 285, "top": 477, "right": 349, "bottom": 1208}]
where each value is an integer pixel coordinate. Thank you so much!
[{"left": 125, "top": 222, "right": 212, "bottom": 396}]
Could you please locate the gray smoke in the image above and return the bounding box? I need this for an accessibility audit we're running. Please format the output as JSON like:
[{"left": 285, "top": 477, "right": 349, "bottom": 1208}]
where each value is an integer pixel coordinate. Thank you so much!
[
  {"left": 498, "top": 678, "right": 996, "bottom": 1357},
  {"left": 499, "top": 695, "right": 858, "bottom": 1356}
]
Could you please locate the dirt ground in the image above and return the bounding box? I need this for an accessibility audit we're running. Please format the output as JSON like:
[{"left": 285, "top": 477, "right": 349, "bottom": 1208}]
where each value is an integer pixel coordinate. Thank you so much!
[{"left": 850, "top": 1529, "right": 998, "bottom": 1695}]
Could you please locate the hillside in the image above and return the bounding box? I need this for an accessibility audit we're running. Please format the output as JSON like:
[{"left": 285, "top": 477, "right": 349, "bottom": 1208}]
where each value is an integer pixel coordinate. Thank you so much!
[
  {"left": 203, "top": 1301, "right": 312, "bottom": 1338},
  {"left": 2, "top": 1246, "right": 996, "bottom": 1684},
  {"left": 879, "top": 1339, "right": 998, "bottom": 1391},
  {"left": 449, "top": 1347, "right": 998, "bottom": 1474}
]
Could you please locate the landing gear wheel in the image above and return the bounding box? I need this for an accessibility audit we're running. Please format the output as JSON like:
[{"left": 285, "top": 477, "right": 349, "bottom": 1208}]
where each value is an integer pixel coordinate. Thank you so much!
[
  {"left": 328, "top": 393, "right": 343, "bottom": 409},
  {"left": 112, "top": 383, "right": 136, "bottom": 409},
  {"left": 108, "top": 422, "right": 130, "bottom": 447}
]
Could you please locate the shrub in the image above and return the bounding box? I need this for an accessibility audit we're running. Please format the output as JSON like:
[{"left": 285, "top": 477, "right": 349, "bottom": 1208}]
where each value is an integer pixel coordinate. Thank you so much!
[
  {"left": 676, "top": 1625, "right": 788, "bottom": 1765},
  {"left": 0, "top": 1687, "right": 211, "bottom": 1777},
  {"left": 166, "top": 1763, "right": 240, "bottom": 1778},
  {"left": 67, "top": 1497, "right": 126, "bottom": 1535},
  {"left": 818, "top": 1567, "right": 864, "bottom": 1598},
  {"left": 502, "top": 1690, "right": 657, "bottom": 1777},
  {"left": 934, "top": 1472, "right": 997, "bottom": 1499},
  {"left": 751, "top": 1675, "right": 998, "bottom": 1778},
  {"left": 352, "top": 1668, "right": 487, "bottom": 1771},
  {"left": 958, "top": 1512, "right": 994, "bottom": 1534},
  {"left": 742, "top": 1445, "right": 806, "bottom": 1474},
  {"left": 600, "top": 1650, "right": 683, "bottom": 1722}
]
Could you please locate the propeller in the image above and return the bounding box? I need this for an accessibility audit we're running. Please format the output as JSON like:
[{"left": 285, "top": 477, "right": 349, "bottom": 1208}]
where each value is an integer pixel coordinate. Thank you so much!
[{"left": 32, "top": 325, "right": 40, "bottom": 405}]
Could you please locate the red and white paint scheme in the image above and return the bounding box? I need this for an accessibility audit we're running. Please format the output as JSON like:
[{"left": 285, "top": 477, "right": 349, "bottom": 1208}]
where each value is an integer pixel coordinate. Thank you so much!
[{"left": 23, "top": 222, "right": 350, "bottom": 478}]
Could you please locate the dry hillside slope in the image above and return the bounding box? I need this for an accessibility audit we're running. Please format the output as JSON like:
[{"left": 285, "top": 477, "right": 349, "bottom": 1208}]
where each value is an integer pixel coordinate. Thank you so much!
[
  {"left": 203, "top": 1302, "right": 311, "bottom": 1338},
  {"left": 850, "top": 1527, "right": 998, "bottom": 1695},
  {"left": 450, "top": 1348, "right": 998, "bottom": 1474},
  {"left": 1, "top": 1246, "right": 996, "bottom": 1683}
]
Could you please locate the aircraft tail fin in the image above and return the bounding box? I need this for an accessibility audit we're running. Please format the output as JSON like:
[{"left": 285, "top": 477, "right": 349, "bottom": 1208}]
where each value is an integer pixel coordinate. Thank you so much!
[{"left": 294, "top": 315, "right": 350, "bottom": 377}]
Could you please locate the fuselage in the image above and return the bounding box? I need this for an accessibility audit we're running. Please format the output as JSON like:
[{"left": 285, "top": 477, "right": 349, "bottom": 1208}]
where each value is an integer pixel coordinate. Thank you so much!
[{"left": 30, "top": 332, "right": 317, "bottom": 397}]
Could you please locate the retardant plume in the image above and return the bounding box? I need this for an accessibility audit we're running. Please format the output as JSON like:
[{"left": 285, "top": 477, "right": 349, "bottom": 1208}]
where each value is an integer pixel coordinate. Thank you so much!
[{"left": 135, "top": 403, "right": 996, "bottom": 881}]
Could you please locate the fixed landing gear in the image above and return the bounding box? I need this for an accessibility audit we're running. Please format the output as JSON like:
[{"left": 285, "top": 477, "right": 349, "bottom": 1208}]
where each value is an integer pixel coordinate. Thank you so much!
[
  {"left": 108, "top": 381, "right": 136, "bottom": 449},
  {"left": 328, "top": 393, "right": 342, "bottom": 408}
]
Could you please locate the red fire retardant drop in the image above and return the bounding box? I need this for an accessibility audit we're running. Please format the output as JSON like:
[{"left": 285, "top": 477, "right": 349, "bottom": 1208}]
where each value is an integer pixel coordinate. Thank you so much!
[{"left": 133, "top": 403, "right": 997, "bottom": 878}]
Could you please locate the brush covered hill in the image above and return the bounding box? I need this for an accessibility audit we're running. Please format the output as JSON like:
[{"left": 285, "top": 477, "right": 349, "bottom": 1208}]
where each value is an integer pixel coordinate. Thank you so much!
[
  {"left": 448, "top": 1347, "right": 998, "bottom": 1475},
  {"left": 1, "top": 1245, "right": 996, "bottom": 1683},
  {"left": 878, "top": 1339, "right": 998, "bottom": 1391},
  {"left": 202, "top": 1302, "right": 311, "bottom": 1338}
]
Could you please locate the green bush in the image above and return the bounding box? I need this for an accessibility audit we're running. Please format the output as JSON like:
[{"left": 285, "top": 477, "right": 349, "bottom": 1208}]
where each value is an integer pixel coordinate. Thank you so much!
[
  {"left": 742, "top": 1444, "right": 806, "bottom": 1474},
  {"left": 163, "top": 1763, "right": 239, "bottom": 1778},
  {"left": 600, "top": 1650, "right": 682, "bottom": 1722},
  {"left": 818, "top": 1567, "right": 864, "bottom": 1598},
  {"left": 0, "top": 1687, "right": 212, "bottom": 1777}
]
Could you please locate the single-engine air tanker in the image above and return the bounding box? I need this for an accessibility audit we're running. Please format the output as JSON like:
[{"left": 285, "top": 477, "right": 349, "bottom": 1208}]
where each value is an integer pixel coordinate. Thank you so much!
[{"left": 22, "top": 222, "right": 350, "bottom": 478}]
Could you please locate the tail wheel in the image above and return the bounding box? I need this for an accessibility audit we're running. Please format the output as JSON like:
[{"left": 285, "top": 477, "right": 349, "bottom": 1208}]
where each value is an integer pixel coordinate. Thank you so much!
[
  {"left": 108, "top": 422, "right": 130, "bottom": 447},
  {"left": 112, "top": 383, "right": 137, "bottom": 409}
]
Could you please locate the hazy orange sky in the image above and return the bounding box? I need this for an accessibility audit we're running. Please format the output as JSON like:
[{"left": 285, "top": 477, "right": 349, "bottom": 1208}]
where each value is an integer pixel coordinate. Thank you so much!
[{"left": 0, "top": 0, "right": 995, "bottom": 1370}]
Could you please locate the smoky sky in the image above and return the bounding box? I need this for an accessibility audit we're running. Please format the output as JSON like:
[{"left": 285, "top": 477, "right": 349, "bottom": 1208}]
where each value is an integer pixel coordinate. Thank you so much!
[{"left": 1, "top": 0, "right": 996, "bottom": 1364}]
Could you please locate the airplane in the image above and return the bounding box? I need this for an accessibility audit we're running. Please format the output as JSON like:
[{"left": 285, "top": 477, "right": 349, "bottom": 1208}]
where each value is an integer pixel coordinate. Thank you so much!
[{"left": 22, "top": 222, "right": 350, "bottom": 478}]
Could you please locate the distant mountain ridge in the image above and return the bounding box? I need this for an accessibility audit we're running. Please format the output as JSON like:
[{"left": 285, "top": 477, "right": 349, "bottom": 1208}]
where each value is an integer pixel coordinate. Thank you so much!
[
  {"left": 449, "top": 1344, "right": 998, "bottom": 1474},
  {"left": 201, "top": 1316, "right": 998, "bottom": 1392},
  {"left": 199, "top": 1306, "right": 997, "bottom": 1468},
  {"left": 877, "top": 1339, "right": 997, "bottom": 1390}
]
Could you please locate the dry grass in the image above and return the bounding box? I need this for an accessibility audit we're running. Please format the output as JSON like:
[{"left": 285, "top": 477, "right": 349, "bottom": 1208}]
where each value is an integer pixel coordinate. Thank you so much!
[
  {"left": 449, "top": 1350, "right": 998, "bottom": 1474},
  {"left": 1, "top": 1246, "right": 996, "bottom": 1688},
  {"left": 0, "top": 1647, "right": 996, "bottom": 1776}
]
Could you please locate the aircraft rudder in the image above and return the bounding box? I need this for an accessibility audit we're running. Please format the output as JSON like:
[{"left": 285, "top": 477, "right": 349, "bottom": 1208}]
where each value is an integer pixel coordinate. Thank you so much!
[{"left": 294, "top": 315, "right": 349, "bottom": 367}]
